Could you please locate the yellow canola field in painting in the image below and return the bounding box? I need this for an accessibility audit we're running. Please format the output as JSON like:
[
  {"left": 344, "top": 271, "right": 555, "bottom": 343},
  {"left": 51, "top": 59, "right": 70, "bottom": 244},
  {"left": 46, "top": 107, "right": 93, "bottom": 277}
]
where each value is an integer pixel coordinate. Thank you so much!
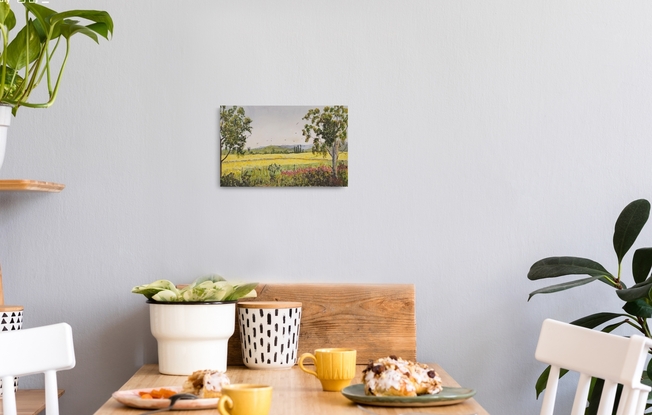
[{"left": 221, "top": 152, "right": 348, "bottom": 175}]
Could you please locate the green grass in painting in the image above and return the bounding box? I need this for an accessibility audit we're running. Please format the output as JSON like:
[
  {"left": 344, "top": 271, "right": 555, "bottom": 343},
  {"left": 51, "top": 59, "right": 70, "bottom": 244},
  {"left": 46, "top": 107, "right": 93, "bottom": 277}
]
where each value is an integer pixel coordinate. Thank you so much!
[{"left": 221, "top": 152, "right": 348, "bottom": 187}]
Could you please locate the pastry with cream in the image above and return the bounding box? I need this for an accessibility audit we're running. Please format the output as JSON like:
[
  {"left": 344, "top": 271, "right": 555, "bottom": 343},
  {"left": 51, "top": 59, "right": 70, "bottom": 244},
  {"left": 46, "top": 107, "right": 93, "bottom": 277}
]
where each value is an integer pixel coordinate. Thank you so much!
[
  {"left": 362, "top": 356, "right": 443, "bottom": 397},
  {"left": 181, "top": 369, "right": 230, "bottom": 398}
]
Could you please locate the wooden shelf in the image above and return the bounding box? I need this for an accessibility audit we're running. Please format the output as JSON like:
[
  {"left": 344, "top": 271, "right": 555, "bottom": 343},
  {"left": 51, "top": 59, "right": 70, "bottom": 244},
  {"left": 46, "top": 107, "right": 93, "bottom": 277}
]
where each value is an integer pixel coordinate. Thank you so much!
[{"left": 0, "top": 180, "right": 64, "bottom": 192}]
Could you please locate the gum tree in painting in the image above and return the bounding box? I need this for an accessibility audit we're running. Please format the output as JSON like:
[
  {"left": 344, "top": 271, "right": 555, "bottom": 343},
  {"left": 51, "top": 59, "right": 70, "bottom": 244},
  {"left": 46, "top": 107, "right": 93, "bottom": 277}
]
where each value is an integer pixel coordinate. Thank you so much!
[
  {"left": 302, "top": 106, "right": 348, "bottom": 178},
  {"left": 220, "top": 106, "right": 252, "bottom": 163}
]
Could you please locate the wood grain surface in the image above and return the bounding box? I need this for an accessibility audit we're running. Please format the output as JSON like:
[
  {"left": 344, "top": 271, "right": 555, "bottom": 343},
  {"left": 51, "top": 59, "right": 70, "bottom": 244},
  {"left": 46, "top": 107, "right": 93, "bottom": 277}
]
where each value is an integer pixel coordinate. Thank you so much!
[
  {"left": 227, "top": 283, "right": 416, "bottom": 365},
  {"left": 94, "top": 364, "right": 489, "bottom": 415},
  {"left": 0, "top": 389, "right": 64, "bottom": 415},
  {"left": 0, "top": 180, "right": 64, "bottom": 192}
]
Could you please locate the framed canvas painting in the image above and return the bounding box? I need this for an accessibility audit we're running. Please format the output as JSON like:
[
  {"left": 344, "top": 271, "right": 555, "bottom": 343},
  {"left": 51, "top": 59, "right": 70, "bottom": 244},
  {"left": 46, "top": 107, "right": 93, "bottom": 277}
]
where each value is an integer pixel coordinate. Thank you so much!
[{"left": 220, "top": 105, "right": 348, "bottom": 187}]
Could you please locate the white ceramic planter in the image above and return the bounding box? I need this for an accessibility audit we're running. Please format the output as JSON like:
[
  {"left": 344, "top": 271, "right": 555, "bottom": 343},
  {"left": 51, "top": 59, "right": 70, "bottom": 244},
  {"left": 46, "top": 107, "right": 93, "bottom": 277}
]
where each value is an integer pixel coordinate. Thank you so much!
[
  {"left": 149, "top": 301, "right": 236, "bottom": 375},
  {"left": 0, "top": 105, "right": 11, "bottom": 170}
]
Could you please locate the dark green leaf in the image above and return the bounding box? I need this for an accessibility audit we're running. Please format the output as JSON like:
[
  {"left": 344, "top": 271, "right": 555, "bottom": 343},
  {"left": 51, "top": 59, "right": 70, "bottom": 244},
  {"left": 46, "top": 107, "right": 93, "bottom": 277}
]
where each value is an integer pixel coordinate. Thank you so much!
[
  {"left": 6, "top": 20, "right": 40, "bottom": 70},
  {"left": 586, "top": 378, "right": 603, "bottom": 415},
  {"left": 613, "top": 199, "right": 650, "bottom": 264},
  {"left": 644, "top": 364, "right": 652, "bottom": 389},
  {"left": 527, "top": 276, "right": 604, "bottom": 301},
  {"left": 616, "top": 278, "right": 652, "bottom": 302},
  {"left": 633, "top": 248, "right": 652, "bottom": 284},
  {"left": 587, "top": 378, "right": 622, "bottom": 415},
  {"left": 602, "top": 319, "right": 628, "bottom": 333},
  {"left": 570, "top": 312, "right": 626, "bottom": 329},
  {"left": 535, "top": 365, "right": 569, "bottom": 398},
  {"left": 528, "top": 257, "right": 613, "bottom": 280},
  {"left": 623, "top": 299, "right": 652, "bottom": 318}
]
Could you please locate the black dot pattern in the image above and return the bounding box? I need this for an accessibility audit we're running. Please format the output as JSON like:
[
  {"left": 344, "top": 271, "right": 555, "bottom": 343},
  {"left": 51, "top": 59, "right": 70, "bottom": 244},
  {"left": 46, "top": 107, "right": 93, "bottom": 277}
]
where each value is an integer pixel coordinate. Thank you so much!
[
  {"left": 0, "top": 310, "right": 22, "bottom": 396},
  {"left": 239, "top": 306, "right": 301, "bottom": 368}
]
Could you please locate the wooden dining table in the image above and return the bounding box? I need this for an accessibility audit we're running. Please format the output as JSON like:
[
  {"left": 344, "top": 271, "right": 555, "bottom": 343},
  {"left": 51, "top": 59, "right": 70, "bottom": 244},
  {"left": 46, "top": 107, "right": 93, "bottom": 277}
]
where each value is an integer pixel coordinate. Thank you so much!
[{"left": 94, "top": 363, "right": 490, "bottom": 415}]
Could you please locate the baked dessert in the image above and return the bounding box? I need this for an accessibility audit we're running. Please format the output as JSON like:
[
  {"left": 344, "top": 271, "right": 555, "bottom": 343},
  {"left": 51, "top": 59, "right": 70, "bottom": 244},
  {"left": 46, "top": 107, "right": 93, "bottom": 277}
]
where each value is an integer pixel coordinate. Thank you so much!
[
  {"left": 181, "top": 369, "right": 230, "bottom": 398},
  {"left": 362, "top": 355, "right": 443, "bottom": 397}
]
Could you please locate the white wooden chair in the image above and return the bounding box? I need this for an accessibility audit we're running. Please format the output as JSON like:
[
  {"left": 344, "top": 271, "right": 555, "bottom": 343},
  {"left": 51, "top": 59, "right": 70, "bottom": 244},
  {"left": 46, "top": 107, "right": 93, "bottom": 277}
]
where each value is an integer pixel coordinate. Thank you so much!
[
  {"left": 0, "top": 323, "right": 75, "bottom": 415},
  {"left": 535, "top": 318, "right": 652, "bottom": 415}
]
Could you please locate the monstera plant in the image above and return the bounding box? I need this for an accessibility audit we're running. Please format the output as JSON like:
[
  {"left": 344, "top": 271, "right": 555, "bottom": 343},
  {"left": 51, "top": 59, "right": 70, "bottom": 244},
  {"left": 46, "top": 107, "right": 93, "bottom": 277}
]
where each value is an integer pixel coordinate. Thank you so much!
[
  {"left": 528, "top": 199, "right": 652, "bottom": 414},
  {"left": 0, "top": 2, "right": 113, "bottom": 114}
]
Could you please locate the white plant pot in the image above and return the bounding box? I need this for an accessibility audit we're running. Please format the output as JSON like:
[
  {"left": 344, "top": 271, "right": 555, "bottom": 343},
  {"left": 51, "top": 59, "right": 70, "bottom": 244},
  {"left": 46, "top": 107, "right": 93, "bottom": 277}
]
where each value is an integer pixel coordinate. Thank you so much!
[
  {"left": 0, "top": 105, "right": 11, "bottom": 170},
  {"left": 149, "top": 301, "right": 236, "bottom": 375}
]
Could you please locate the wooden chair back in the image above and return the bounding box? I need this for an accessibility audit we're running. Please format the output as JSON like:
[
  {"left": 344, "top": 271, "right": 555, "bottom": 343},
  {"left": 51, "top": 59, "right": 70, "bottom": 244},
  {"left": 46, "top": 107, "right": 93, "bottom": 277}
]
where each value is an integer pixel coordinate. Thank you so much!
[
  {"left": 227, "top": 283, "right": 416, "bottom": 365},
  {"left": 535, "top": 318, "right": 652, "bottom": 415}
]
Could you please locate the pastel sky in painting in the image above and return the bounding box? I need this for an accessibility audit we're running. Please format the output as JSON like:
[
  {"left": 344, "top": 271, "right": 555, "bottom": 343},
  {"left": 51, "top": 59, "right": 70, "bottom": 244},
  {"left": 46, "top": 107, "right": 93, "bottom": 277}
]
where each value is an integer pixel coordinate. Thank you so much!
[{"left": 242, "top": 106, "right": 322, "bottom": 149}]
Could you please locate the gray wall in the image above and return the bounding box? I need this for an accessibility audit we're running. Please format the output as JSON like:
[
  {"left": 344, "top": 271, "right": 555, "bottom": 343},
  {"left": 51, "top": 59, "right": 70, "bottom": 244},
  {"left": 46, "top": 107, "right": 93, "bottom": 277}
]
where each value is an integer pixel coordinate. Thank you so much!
[{"left": 0, "top": 0, "right": 650, "bottom": 413}]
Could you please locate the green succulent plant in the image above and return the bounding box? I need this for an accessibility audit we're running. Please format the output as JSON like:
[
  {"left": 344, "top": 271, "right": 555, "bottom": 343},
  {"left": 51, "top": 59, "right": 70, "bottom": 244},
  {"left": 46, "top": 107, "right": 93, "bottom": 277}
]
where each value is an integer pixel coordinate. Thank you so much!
[
  {"left": 0, "top": 2, "right": 113, "bottom": 115},
  {"left": 132, "top": 275, "right": 258, "bottom": 303},
  {"left": 528, "top": 199, "right": 652, "bottom": 414}
]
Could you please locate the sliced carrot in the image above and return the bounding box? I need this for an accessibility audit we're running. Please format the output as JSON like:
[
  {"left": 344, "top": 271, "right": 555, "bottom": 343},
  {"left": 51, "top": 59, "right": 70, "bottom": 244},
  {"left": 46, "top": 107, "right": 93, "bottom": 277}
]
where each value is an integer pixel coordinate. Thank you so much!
[{"left": 159, "top": 388, "right": 177, "bottom": 398}]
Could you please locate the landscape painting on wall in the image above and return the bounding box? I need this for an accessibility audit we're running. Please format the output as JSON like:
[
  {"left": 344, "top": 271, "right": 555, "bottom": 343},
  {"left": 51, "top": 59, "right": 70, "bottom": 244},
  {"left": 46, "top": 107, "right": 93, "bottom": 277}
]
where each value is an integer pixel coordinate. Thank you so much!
[{"left": 220, "top": 105, "right": 348, "bottom": 187}]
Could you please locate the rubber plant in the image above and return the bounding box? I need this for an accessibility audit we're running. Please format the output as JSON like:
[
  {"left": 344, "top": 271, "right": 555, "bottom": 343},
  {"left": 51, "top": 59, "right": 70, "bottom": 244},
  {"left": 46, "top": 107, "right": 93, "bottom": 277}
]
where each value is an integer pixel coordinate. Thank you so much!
[
  {"left": 0, "top": 2, "right": 113, "bottom": 115},
  {"left": 528, "top": 199, "right": 652, "bottom": 415}
]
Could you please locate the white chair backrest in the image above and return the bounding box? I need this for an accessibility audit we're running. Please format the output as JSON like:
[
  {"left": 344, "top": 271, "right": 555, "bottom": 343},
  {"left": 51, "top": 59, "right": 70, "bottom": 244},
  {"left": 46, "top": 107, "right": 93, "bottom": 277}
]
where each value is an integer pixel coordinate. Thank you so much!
[
  {"left": 535, "top": 319, "right": 652, "bottom": 415},
  {"left": 0, "top": 323, "right": 75, "bottom": 415}
]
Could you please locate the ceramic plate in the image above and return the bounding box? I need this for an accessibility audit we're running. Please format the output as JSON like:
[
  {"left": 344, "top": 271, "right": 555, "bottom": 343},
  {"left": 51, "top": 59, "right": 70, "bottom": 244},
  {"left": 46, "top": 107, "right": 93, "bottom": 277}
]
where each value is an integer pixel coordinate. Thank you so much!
[
  {"left": 341, "top": 384, "right": 476, "bottom": 407},
  {"left": 111, "top": 386, "right": 218, "bottom": 410}
]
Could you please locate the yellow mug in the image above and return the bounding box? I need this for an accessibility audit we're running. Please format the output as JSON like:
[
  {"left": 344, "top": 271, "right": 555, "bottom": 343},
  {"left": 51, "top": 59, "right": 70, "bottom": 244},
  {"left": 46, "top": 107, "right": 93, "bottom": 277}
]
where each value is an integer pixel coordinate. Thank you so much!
[
  {"left": 298, "top": 348, "right": 357, "bottom": 391},
  {"left": 217, "top": 384, "right": 273, "bottom": 415}
]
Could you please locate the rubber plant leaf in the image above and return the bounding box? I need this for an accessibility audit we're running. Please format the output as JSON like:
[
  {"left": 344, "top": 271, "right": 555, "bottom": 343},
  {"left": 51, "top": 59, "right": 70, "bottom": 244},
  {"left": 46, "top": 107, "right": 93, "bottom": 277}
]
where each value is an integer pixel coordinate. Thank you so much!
[
  {"left": 535, "top": 366, "right": 569, "bottom": 399},
  {"left": 527, "top": 257, "right": 613, "bottom": 280},
  {"left": 633, "top": 248, "right": 652, "bottom": 284},
  {"left": 527, "top": 276, "right": 604, "bottom": 301},
  {"left": 613, "top": 199, "right": 650, "bottom": 264},
  {"left": 587, "top": 379, "right": 623, "bottom": 415},
  {"left": 616, "top": 278, "right": 652, "bottom": 302},
  {"left": 570, "top": 312, "right": 625, "bottom": 329},
  {"left": 6, "top": 20, "right": 40, "bottom": 70},
  {"left": 622, "top": 299, "right": 652, "bottom": 318},
  {"left": 601, "top": 319, "right": 628, "bottom": 333}
]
